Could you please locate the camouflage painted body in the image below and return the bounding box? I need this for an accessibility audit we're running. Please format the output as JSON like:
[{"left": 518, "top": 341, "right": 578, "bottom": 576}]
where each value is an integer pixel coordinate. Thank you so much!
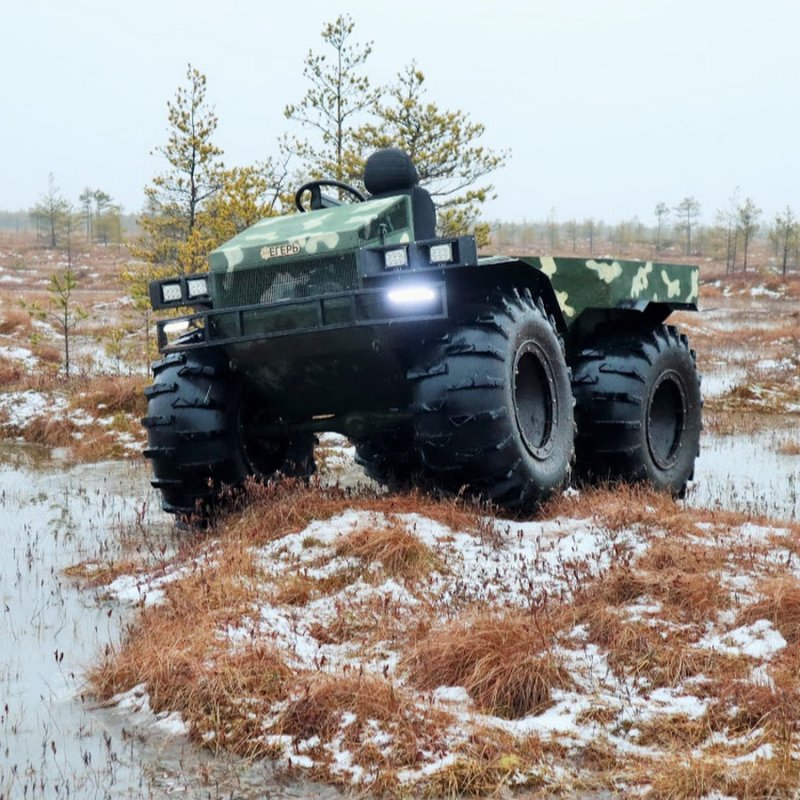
[
  {"left": 152, "top": 192, "right": 699, "bottom": 382},
  {"left": 480, "top": 254, "right": 699, "bottom": 324},
  {"left": 209, "top": 196, "right": 413, "bottom": 274},
  {"left": 200, "top": 193, "right": 698, "bottom": 331}
]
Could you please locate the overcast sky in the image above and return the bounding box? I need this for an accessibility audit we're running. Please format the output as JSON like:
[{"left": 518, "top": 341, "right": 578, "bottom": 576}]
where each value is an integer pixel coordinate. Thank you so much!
[{"left": 2, "top": 0, "right": 798, "bottom": 226}]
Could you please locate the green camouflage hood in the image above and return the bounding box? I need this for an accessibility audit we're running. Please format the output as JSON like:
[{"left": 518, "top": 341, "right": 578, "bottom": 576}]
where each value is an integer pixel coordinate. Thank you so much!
[{"left": 208, "top": 195, "right": 413, "bottom": 274}]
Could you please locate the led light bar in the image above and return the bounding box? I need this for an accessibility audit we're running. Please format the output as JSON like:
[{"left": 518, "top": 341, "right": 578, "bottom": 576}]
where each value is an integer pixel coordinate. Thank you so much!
[
  {"left": 163, "top": 320, "right": 191, "bottom": 335},
  {"left": 387, "top": 285, "right": 437, "bottom": 305}
]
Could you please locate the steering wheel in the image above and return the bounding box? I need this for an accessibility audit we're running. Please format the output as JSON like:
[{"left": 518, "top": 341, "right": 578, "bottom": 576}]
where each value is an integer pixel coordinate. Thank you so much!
[{"left": 295, "top": 179, "right": 366, "bottom": 212}]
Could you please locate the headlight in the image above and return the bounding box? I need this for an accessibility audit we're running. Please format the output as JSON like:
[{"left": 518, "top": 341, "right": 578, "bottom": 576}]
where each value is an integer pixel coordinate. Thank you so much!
[
  {"left": 387, "top": 285, "right": 437, "bottom": 305},
  {"left": 161, "top": 283, "right": 182, "bottom": 303},
  {"left": 384, "top": 248, "right": 408, "bottom": 269},
  {"left": 187, "top": 277, "right": 208, "bottom": 298},
  {"left": 162, "top": 320, "right": 191, "bottom": 335},
  {"left": 429, "top": 243, "right": 453, "bottom": 264}
]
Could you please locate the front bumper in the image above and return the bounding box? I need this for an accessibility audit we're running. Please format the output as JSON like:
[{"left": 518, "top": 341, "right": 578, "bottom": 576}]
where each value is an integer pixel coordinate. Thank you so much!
[{"left": 156, "top": 281, "right": 448, "bottom": 352}]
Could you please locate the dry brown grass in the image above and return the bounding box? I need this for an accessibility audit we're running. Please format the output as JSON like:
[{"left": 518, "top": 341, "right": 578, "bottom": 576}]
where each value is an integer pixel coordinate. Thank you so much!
[
  {"left": 270, "top": 573, "right": 318, "bottom": 606},
  {"left": 644, "top": 749, "right": 800, "bottom": 799},
  {"left": 22, "top": 415, "right": 79, "bottom": 448},
  {"left": 403, "top": 609, "right": 571, "bottom": 718},
  {"left": 63, "top": 559, "right": 143, "bottom": 587},
  {"left": 574, "top": 601, "right": 748, "bottom": 688},
  {"left": 778, "top": 439, "right": 800, "bottom": 456},
  {"left": 738, "top": 577, "right": 800, "bottom": 644},
  {"left": 420, "top": 729, "right": 548, "bottom": 798},
  {"left": 226, "top": 480, "right": 483, "bottom": 549},
  {"left": 335, "top": 515, "right": 439, "bottom": 579},
  {"left": 0, "top": 354, "right": 24, "bottom": 384},
  {"left": 90, "top": 540, "right": 283, "bottom": 755},
  {"left": 643, "top": 755, "right": 733, "bottom": 799},
  {"left": 541, "top": 484, "right": 689, "bottom": 538},
  {"left": 30, "top": 341, "right": 62, "bottom": 367},
  {"left": 277, "top": 671, "right": 454, "bottom": 782},
  {"left": 0, "top": 307, "right": 32, "bottom": 335},
  {"left": 72, "top": 374, "right": 147, "bottom": 417},
  {"left": 279, "top": 673, "right": 414, "bottom": 740},
  {"left": 634, "top": 714, "right": 711, "bottom": 749}
]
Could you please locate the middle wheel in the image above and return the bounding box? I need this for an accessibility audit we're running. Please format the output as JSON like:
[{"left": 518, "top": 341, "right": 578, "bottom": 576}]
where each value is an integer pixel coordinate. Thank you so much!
[{"left": 412, "top": 289, "right": 575, "bottom": 510}]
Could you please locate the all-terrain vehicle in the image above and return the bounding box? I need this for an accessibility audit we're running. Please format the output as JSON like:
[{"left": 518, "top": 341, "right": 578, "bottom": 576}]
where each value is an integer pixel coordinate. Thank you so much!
[{"left": 142, "top": 148, "right": 701, "bottom": 518}]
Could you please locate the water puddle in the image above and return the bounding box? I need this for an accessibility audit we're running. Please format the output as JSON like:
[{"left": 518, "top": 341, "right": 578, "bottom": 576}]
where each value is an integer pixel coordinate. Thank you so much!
[
  {"left": 687, "top": 424, "right": 800, "bottom": 521},
  {"left": 0, "top": 442, "right": 339, "bottom": 799}
]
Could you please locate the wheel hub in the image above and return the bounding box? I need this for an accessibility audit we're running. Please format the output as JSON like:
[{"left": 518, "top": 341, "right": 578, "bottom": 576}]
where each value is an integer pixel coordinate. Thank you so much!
[
  {"left": 646, "top": 370, "right": 687, "bottom": 470},
  {"left": 513, "top": 340, "right": 558, "bottom": 460}
]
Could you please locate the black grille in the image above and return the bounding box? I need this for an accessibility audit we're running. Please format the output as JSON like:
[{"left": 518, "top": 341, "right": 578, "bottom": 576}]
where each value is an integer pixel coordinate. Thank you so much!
[{"left": 212, "top": 253, "right": 360, "bottom": 308}]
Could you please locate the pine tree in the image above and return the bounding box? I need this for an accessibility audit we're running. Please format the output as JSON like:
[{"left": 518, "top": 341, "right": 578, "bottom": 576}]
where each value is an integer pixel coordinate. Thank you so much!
[
  {"left": 30, "top": 173, "right": 68, "bottom": 248},
  {"left": 673, "top": 196, "right": 701, "bottom": 256},
  {"left": 284, "top": 14, "right": 380, "bottom": 183},
  {"left": 131, "top": 64, "right": 225, "bottom": 274},
  {"left": 354, "top": 63, "right": 508, "bottom": 246}
]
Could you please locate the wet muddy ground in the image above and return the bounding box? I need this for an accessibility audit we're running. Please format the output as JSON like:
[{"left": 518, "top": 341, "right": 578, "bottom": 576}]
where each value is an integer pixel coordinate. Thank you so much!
[
  {"left": 3, "top": 423, "right": 800, "bottom": 798},
  {"left": 0, "top": 443, "right": 340, "bottom": 800}
]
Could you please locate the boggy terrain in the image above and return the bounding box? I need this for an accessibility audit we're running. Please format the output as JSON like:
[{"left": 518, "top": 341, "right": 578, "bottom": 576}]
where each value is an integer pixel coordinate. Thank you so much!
[{"left": 1, "top": 233, "right": 799, "bottom": 797}]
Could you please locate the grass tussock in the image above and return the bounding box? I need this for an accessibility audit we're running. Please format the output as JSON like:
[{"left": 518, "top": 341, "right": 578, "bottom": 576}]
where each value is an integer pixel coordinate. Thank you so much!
[
  {"left": 279, "top": 673, "right": 409, "bottom": 740},
  {"left": 23, "top": 415, "right": 78, "bottom": 448},
  {"left": 277, "top": 671, "right": 453, "bottom": 776},
  {"left": 90, "top": 541, "right": 278, "bottom": 753},
  {"left": 0, "top": 307, "right": 32, "bottom": 335},
  {"left": 634, "top": 713, "right": 710, "bottom": 749},
  {"left": 63, "top": 559, "right": 142, "bottom": 587},
  {"left": 335, "top": 515, "right": 439, "bottom": 579},
  {"left": 403, "top": 609, "right": 571, "bottom": 718},
  {"left": 578, "top": 538, "right": 730, "bottom": 625},
  {"left": 227, "top": 479, "right": 483, "bottom": 549},
  {"left": 72, "top": 374, "right": 147, "bottom": 416},
  {"left": 541, "top": 484, "right": 688, "bottom": 537},
  {"left": 738, "top": 577, "right": 800, "bottom": 644},
  {"left": 270, "top": 573, "right": 318, "bottom": 606},
  {"left": 0, "top": 355, "right": 24, "bottom": 384},
  {"left": 777, "top": 439, "right": 800, "bottom": 456},
  {"left": 576, "top": 603, "right": 747, "bottom": 688},
  {"left": 645, "top": 751, "right": 800, "bottom": 800}
]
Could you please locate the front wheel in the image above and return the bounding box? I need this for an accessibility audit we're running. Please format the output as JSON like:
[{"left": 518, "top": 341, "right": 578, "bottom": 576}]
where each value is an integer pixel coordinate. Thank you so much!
[
  {"left": 142, "top": 349, "right": 315, "bottom": 519},
  {"left": 571, "top": 324, "right": 701, "bottom": 496},
  {"left": 412, "top": 289, "right": 575, "bottom": 510}
]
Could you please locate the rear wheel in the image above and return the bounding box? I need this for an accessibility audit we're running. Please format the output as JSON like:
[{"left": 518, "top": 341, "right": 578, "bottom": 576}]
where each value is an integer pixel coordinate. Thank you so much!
[
  {"left": 571, "top": 324, "right": 701, "bottom": 496},
  {"left": 142, "top": 349, "right": 315, "bottom": 519},
  {"left": 412, "top": 289, "right": 574, "bottom": 510}
]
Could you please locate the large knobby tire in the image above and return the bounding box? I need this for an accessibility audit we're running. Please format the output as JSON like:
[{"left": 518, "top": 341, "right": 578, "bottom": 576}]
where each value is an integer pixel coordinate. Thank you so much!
[
  {"left": 412, "top": 289, "right": 575, "bottom": 510},
  {"left": 142, "top": 349, "right": 315, "bottom": 518},
  {"left": 571, "top": 324, "right": 701, "bottom": 496},
  {"left": 353, "top": 427, "right": 422, "bottom": 490}
]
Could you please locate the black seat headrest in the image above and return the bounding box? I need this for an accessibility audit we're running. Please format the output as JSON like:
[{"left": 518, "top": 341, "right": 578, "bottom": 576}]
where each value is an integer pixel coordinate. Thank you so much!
[{"left": 364, "top": 148, "right": 419, "bottom": 195}]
